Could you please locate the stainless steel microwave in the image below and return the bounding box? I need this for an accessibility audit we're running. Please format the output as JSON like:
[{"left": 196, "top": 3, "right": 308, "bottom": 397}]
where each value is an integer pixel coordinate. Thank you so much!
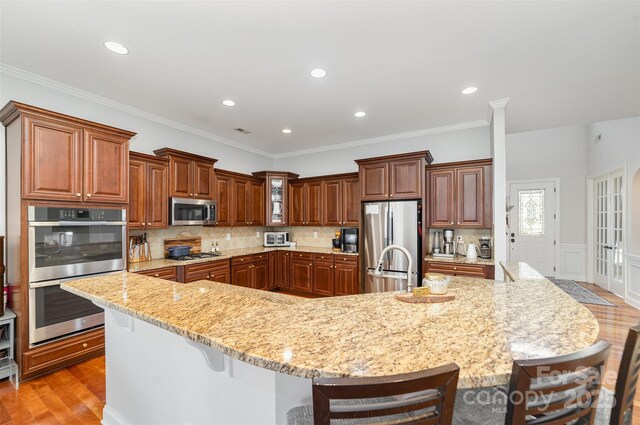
[
  {"left": 264, "top": 231, "right": 290, "bottom": 247},
  {"left": 170, "top": 198, "right": 217, "bottom": 226}
]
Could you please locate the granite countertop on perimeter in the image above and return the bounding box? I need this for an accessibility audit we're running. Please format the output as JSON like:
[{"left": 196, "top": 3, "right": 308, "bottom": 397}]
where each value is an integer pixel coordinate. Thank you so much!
[
  {"left": 128, "top": 245, "right": 357, "bottom": 272},
  {"left": 424, "top": 255, "right": 495, "bottom": 266},
  {"left": 62, "top": 261, "right": 599, "bottom": 389}
]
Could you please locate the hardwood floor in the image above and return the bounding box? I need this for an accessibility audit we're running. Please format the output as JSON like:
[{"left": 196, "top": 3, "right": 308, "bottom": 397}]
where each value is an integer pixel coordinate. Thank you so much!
[{"left": 0, "top": 281, "right": 638, "bottom": 424}]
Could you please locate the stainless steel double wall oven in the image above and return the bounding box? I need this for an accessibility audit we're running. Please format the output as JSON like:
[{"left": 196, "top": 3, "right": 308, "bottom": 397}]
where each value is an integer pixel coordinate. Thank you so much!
[{"left": 28, "top": 206, "right": 127, "bottom": 345}]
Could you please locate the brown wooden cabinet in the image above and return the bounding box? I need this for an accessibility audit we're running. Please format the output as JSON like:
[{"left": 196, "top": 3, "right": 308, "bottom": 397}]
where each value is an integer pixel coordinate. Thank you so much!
[
  {"left": 268, "top": 251, "right": 278, "bottom": 290},
  {"left": 252, "top": 172, "right": 299, "bottom": 227},
  {"left": 312, "top": 254, "right": 334, "bottom": 296},
  {"left": 427, "top": 159, "right": 493, "bottom": 229},
  {"left": 425, "top": 260, "right": 495, "bottom": 279},
  {"left": 129, "top": 152, "right": 169, "bottom": 230},
  {"left": 322, "top": 174, "right": 360, "bottom": 227},
  {"left": 154, "top": 148, "right": 217, "bottom": 200},
  {"left": 334, "top": 254, "right": 360, "bottom": 295},
  {"left": 19, "top": 111, "right": 133, "bottom": 204},
  {"left": 290, "top": 252, "right": 314, "bottom": 292},
  {"left": 215, "top": 170, "right": 265, "bottom": 227},
  {"left": 356, "top": 151, "right": 432, "bottom": 201},
  {"left": 215, "top": 173, "right": 232, "bottom": 226},
  {"left": 231, "top": 254, "right": 269, "bottom": 289},
  {"left": 428, "top": 169, "right": 455, "bottom": 227},
  {"left": 182, "top": 260, "right": 231, "bottom": 284},
  {"left": 289, "top": 180, "right": 322, "bottom": 226},
  {"left": 135, "top": 266, "right": 177, "bottom": 281},
  {"left": 342, "top": 176, "right": 361, "bottom": 226},
  {"left": 275, "top": 250, "right": 291, "bottom": 289}
]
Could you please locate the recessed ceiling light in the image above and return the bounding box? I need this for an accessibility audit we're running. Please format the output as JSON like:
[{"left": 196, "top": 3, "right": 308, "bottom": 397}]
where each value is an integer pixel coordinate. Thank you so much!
[
  {"left": 462, "top": 86, "right": 478, "bottom": 95},
  {"left": 282, "top": 128, "right": 292, "bottom": 134},
  {"left": 222, "top": 99, "right": 236, "bottom": 107},
  {"left": 310, "top": 68, "right": 327, "bottom": 79},
  {"left": 354, "top": 111, "right": 366, "bottom": 118},
  {"left": 104, "top": 41, "right": 128, "bottom": 55}
]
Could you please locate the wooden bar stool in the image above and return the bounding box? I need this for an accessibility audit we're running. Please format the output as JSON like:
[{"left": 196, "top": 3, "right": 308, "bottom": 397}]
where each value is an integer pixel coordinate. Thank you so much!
[
  {"left": 286, "top": 362, "right": 460, "bottom": 425},
  {"left": 453, "top": 340, "right": 612, "bottom": 424},
  {"left": 505, "top": 340, "right": 611, "bottom": 424}
]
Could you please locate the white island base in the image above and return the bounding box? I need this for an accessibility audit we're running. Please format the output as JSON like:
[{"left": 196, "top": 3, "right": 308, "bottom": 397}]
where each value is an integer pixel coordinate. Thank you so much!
[{"left": 100, "top": 306, "right": 312, "bottom": 425}]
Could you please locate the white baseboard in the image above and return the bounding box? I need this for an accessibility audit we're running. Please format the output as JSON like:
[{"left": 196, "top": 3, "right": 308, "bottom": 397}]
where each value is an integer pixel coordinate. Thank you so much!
[
  {"left": 625, "top": 253, "right": 640, "bottom": 309},
  {"left": 557, "top": 244, "right": 587, "bottom": 281},
  {"left": 102, "top": 406, "right": 129, "bottom": 425}
]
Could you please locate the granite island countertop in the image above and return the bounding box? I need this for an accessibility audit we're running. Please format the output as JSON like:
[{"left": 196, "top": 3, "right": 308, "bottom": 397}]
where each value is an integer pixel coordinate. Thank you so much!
[
  {"left": 128, "top": 245, "right": 357, "bottom": 272},
  {"left": 62, "top": 262, "right": 599, "bottom": 389}
]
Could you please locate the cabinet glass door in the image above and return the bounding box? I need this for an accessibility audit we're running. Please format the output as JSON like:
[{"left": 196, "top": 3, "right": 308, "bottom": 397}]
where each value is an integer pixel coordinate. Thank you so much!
[{"left": 269, "top": 177, "right": 285, "bottom": 224}]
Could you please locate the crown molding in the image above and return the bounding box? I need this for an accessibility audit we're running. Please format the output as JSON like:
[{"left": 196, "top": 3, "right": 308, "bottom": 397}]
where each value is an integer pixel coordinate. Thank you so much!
[
  {"left": 0, "top": 63, "right": 276, "bottom": 158},
  {"left": 273, "top": 119, "right": 489, "bottom": 159},
  {"left": 1, "top": 63, "right": 491, "bottom": 161}
]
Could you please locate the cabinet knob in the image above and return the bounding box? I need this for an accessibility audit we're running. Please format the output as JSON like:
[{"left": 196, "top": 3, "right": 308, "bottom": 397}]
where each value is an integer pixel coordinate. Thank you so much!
[
  {"left": 457, "top": 222, "right": 460, "bottom": 225},
  {"left": 190, "top": 193, "right": 193, "bottom": 196},
  {"left": 76, "top": 193, "right": 81, "bottom": 197},
  {"left": 86, "top": 193, "right": 92, "bottom": 197},
  {"left": 309, "top": 263, "right": 312, "bottom": 266},
  {"left": 390, "top": 194, "right": 393, "bottom": 197},
  {"left": 451, "top": 222, "right": 454, "bottom": 225},
  {"left": 154, "top": 273, "right": 159, "bottom": 277},
  {"left": 82, "top": 343, "right": 88, "bottom": 348},
  {"left": 194, "top": 194, "right": 198, "bottom": 197},
  {"left": 453, "top": 267, "right": 457, "bottom": 270}
]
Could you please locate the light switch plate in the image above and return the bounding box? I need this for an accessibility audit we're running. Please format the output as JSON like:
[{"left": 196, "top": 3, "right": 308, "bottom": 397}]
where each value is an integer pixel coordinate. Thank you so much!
[
  {"left": 313, "top": 232, "right": 318, "bottom": 238},
  {"left": 226, "top": 233, "right": 231, "bottom": 240}
]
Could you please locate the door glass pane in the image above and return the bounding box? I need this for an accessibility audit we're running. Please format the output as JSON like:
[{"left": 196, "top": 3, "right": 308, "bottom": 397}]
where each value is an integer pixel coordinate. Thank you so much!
[{"left": 518, "top": 189, "right": 545, "bottom": 236}]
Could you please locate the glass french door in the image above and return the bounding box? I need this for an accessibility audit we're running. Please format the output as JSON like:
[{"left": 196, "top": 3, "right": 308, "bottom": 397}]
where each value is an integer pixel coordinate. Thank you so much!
[{"left": 594, "top": 171, "right": 624, "bottom": 295}]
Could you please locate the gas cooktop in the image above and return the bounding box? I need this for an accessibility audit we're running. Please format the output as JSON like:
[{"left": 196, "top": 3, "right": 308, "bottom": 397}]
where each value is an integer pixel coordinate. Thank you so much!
[{"left": 168, "top": 252, "right": 223, "bottom": 261}]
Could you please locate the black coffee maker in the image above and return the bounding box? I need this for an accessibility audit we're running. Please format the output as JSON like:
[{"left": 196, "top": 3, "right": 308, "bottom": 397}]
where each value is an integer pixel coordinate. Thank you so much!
[{"left": 340, "top": 228, "right": 358, "bottom": 253}]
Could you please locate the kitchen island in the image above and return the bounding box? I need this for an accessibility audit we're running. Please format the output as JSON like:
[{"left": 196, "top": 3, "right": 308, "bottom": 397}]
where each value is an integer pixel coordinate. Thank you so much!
[{"left": 62, "top": 263, "right": 599, "bottom": 425}]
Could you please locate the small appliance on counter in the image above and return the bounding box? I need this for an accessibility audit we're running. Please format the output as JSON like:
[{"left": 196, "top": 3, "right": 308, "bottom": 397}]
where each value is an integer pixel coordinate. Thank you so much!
[
  {"left": 332, "top": 231, "right": 342, "bottom": 252},
  {"left": 432, "top": 229, "right": 455, "bottom": 258},
  {"left": 340, "top": 227, "right": 358, "bottom": 253},
  {"left": 264, "top": 231, "right": 290, "bottom": 247},
  {"left": 479, "top": 236, "right": 492, "bottom": 259}
]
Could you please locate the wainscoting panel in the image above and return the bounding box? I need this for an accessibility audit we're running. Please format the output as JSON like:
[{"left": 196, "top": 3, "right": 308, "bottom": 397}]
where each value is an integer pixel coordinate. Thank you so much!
[
  {"left": 625, "top": 254, "right": 640, "bottom": 310},
  {"left": 558, "top": 244, "right": 587, "bottom": 281}
]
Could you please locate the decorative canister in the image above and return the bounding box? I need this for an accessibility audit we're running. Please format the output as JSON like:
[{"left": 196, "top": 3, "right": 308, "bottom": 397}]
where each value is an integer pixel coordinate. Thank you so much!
[{"left": 423, "top": 272, "right": 449, "bottom": 295}]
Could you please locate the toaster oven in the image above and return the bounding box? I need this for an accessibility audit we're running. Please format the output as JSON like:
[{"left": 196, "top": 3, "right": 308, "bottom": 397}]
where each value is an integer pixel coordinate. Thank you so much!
[{"left": 264, "top": 231, "right": 290, "bottom": 247}]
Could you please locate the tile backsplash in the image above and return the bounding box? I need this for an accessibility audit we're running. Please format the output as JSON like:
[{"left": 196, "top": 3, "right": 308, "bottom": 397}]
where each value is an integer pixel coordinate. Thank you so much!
[{"left": 131, "top": 225, "right": 343, "bottom": 259}]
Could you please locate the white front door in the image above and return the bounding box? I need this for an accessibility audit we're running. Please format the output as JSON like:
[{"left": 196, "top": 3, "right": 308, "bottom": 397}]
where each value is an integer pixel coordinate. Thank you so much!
[
  {"left": 594, "top": 171, "right": 625, "bottom": 295},
  {"left": 508, "top": 181, "right": 557, "bottom": 277}
]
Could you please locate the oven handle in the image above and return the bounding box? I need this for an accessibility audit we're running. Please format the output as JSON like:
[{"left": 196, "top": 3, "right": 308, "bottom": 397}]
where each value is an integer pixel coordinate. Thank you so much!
[
  {"left": 29, "top": 221, "right": 127, "bottom": 227},
  {"left": 29, "top": 271, "right": 123, "bottom": 289}
]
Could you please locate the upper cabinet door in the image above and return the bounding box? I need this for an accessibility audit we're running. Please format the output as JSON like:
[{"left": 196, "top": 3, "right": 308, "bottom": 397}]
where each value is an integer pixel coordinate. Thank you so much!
[
  {"left": 146, "top": 162, "right": 168, "bottom": 228},
  {"left": 232, "top": 178, "right": 250, "bottom": 226},
  {"left": 250, "top": 180, "right": 265, "bottom": 226},
  {"left": 194, "top": 161, "right": 214, "bottom": 200},
  {"left": 360, "top": 162, "right": 389, "bottom": 201},
  {"left": 389, "top": 158, "right": 422, "bottom": 200},
  {"left": 456, "top": 167, "right": 484, "bottom": 228},
  {"left": 322, "top": 179, "right": 342, "bottom": 226},
  {"left": 306, "top": 181, "right": 323, "bottom": 226},
  {"left": 22, "top": 114, "right": 83, "bottom": 201},
  {"left": 288, "top": 182, "right": 305, "bottom": 226},
  {"left": 428, "top": 170, "right": 455, "bottom": 227},
  {"left": 342, "top": 177, "right": 360, "bottom": 227},
  {"left": 215, "top": 174, "right": 232, "bottom": 226},
  {"left": 128, "top": 158, "right": 146, "bottom": 229},
  {"left": 169, "top": 157, "right": 193, "bottom": 198},
  {"left": 83, "top": 129, "right": 129, "bottom": 204}
]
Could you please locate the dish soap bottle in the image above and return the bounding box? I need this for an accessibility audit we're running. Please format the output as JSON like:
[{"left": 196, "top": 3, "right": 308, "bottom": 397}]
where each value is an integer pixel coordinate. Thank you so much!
[{"left": 215, "top": 242, "right": 220, "bottom": 254}]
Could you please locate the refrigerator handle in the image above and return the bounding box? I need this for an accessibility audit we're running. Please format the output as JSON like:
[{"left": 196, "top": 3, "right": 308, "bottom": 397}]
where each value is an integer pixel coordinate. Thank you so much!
[{"left": 389, "top": 209, "right": 394, "bottom": 245}]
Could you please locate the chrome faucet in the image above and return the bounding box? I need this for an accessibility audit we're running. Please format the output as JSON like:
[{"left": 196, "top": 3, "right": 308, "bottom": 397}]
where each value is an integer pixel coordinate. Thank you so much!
[{"left": 374, "top": 244, "right": 414, "bottom": 293}]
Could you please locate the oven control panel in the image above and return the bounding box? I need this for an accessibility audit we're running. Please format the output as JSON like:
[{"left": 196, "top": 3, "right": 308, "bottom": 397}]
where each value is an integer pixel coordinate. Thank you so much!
[{"left": 31, "top": 206, "right": 125, "bottom": 222}]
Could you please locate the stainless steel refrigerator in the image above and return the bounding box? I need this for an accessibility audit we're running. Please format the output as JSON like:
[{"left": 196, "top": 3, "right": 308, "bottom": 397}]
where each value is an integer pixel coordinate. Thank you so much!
[{"left": 363, "top": 200, "right": 422, "bottom": 292}]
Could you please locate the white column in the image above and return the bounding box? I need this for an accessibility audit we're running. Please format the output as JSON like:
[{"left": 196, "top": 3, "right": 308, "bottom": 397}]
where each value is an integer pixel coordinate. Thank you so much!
[{"left": 489, "top": 99, "right": 510, "bottom": 281}]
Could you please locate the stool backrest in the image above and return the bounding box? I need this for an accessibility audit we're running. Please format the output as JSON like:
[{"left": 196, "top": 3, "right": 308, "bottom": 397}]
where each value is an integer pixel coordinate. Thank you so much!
[
  {"left": 611, "top": 324, "right": 640, "bottom": 425},
  {"left": 312, "top": 363, "right": 459, "bottom": 425},
  {"left": 505, "top": 340, "right": 611, "bottom": 425}
]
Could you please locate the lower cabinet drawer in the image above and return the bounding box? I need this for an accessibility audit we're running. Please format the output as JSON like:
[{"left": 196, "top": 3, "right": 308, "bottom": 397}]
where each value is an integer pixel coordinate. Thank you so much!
[
  {"left": 136, "top": 266, "right": 177, "bottom": 281},
  {"left": 22, "top": 328, "right": 104, "bottom": 380},
  {"left": 184, "top": 259, "right": 231, "bottom": 283},
  {"left": 426, "top": 261, "right": 488, "bottom": 278}
]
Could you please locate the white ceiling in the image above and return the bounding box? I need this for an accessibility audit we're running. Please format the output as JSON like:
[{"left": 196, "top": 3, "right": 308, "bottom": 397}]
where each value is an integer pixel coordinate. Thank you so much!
[{"left": 1, "top": 1, "right": 638, "bottom": 156}]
